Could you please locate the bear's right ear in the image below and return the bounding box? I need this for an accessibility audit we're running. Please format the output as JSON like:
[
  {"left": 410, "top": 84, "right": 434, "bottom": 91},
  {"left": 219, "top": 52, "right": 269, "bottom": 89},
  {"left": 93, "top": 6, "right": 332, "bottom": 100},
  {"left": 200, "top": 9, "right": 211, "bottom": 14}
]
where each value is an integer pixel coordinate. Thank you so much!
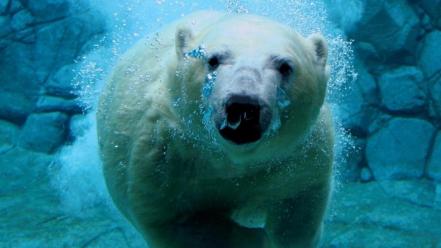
[{"left": 175, "top": 27, "right": 194, "bottom": 59}]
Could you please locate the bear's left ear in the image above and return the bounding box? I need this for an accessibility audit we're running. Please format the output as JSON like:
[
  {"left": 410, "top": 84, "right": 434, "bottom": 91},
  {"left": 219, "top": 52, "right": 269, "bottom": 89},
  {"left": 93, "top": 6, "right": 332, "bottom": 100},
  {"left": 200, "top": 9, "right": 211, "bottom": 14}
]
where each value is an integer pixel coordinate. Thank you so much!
[
  {"left": 175, "top": 26, "right": 194, "bottom": 59},
  {"left": 308, "top": 33, "right": 328, "bottom": 68}
]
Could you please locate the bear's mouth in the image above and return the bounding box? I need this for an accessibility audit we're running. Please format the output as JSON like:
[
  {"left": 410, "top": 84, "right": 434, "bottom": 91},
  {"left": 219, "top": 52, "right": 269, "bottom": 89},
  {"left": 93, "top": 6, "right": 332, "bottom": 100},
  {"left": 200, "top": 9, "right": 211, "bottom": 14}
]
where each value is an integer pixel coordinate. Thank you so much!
[{"left": 217, "top": 95, "right": 271, "bottom": 145}]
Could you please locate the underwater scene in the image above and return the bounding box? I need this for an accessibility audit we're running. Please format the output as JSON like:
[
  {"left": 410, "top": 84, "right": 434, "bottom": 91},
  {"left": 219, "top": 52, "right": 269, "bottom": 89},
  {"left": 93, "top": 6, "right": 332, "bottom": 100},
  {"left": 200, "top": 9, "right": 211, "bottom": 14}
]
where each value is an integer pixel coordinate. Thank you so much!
[{"left": 0, "top": 0, "right": 440, "bottom": 247}]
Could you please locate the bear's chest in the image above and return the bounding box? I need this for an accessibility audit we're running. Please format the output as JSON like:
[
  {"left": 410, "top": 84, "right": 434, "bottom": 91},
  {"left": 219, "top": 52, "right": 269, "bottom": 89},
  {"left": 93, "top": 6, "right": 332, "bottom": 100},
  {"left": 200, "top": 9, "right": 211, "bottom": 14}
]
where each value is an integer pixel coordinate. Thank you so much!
[{"left": 164, "top": 157, "right": 302, "bottom": 208}]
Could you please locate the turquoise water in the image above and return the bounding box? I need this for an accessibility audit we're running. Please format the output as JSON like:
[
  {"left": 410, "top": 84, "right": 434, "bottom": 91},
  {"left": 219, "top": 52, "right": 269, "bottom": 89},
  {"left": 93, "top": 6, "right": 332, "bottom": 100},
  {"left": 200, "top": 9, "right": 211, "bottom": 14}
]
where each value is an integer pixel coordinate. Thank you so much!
[{"left": 0, "top": 0, "right": 440, "bottom": 247}]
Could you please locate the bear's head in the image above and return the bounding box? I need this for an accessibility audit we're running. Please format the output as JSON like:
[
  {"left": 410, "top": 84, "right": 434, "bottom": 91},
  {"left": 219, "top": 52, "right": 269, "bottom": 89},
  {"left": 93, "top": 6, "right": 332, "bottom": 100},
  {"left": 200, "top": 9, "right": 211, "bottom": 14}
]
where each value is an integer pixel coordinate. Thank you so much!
[{"left": 173, "top": 14, "right": 329, "bottom": 162}]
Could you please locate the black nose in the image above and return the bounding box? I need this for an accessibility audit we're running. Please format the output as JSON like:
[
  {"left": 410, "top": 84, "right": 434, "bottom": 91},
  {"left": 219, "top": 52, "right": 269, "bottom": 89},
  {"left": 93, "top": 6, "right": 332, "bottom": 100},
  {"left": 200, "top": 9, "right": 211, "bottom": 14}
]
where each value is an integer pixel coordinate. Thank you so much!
[{"left": 218, "top": 95, "right": 271, "bottom": 145}]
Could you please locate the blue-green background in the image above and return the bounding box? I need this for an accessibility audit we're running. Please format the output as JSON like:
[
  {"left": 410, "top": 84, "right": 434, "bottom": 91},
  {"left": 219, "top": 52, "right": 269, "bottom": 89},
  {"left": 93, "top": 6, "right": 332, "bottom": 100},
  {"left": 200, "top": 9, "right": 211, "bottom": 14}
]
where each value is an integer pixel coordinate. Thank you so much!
[{"left": 0, "top": 0, "right": 440, "bottom": 247}]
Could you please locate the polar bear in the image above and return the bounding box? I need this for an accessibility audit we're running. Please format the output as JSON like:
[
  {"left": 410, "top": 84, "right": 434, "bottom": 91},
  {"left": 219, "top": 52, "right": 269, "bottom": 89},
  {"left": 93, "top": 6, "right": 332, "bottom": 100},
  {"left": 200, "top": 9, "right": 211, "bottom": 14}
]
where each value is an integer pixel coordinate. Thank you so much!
[{"left": 97, "top": 11, "right": 333, "bottom": 248}]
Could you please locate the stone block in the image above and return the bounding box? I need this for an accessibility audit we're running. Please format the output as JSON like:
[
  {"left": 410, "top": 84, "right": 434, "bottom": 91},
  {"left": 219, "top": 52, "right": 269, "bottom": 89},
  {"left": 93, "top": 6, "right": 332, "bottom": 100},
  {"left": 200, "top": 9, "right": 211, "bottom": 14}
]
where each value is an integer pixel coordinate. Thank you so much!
[
  {"left": 10, "top": 9, "right": 33, "bottom": 31},
  {"left": 418, "top": 31, "right": 441, "bottom": 78},
  {"left": 23, "top": 0, "right": 70, "bottom": 20},
  {"left": 428, "top": 132, "right": 441, "bottom": 181},
  {"left": 350, "top": 0, "right": 419, "bottom": 58},
  {"left": 35, "top": 96, "right": 83, "bottom": 114},
  {"left": 420, "top": 0, "right": 441, "bottom": 20},
  {"left": 45, "top": 63, "right": 80, "bottom": 99},
  {"left": 339, "top": 58, "right": 376, "bottom": 135},
  {"left": 0, "top": 91, "right": 35, "bottom": 125},
  {"left": 378, "top": 66, "right": 425, "bottom": 113},
  {"left": 18, "top": 112, "right": 69, "bottom": 153},
  {"left": 429, "top": 79, "right": 441, "bottom": 118},
  {"left": 366, "top": 117, "right": 435, "bottom": 180}
]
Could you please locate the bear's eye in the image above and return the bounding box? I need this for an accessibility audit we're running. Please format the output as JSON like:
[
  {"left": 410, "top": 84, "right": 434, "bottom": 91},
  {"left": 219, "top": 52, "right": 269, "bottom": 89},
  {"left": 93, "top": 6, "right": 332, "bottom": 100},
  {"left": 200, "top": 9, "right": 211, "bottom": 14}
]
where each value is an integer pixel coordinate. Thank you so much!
[
  {"left": 270, "top": 56, "right": 295, "bottom": 78},
  {"left": 277, "top": 61, "right": 293, "bottom": 77},
  {"left": 208, "top": 56, "right": 220, "bottom": 70}
]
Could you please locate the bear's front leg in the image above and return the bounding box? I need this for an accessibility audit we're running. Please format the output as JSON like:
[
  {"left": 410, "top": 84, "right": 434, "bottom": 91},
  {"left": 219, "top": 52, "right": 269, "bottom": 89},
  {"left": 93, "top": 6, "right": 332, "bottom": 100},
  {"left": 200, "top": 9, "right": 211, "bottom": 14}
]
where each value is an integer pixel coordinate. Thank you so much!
[
  {"left": 265, "top": 184, "right": 330, "bottom": 248},
  {"left": 144, "top": 211, "right": 269, "bottom": 248}
]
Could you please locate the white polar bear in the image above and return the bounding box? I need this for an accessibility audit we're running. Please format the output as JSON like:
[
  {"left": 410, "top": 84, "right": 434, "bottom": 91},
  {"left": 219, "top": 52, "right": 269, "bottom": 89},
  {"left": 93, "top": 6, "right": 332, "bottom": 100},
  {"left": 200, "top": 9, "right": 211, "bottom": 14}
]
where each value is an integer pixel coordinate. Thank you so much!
[{"left": 97, "top": 11, "right": 334, "bottom": 248}]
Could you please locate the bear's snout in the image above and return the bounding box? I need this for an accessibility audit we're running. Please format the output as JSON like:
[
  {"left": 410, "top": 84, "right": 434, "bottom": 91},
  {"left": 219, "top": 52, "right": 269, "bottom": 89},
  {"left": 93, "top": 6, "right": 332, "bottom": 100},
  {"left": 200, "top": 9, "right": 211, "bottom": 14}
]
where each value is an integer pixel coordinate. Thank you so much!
[{"left": 217, "top": 94, "right": 271, "bottom": 145}]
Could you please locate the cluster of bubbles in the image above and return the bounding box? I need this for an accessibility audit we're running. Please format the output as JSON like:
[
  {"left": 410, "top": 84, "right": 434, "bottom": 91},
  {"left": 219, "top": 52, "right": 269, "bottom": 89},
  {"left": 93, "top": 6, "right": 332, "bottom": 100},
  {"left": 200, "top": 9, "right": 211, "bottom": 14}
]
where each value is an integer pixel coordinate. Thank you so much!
[
  {"left": 185, "top": 45, "right": 208, "bottom": 60},
  {"left": 184, "top": 45, "right": 218, "bottom": 137},
  {"left": 53, "top": 0, "right": 356, "bottom": 214}
]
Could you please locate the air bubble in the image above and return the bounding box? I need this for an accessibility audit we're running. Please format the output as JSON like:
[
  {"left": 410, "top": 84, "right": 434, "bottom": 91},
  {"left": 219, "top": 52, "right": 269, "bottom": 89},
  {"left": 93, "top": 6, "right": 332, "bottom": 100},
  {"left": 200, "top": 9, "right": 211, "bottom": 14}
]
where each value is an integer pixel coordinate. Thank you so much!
[
  {"left": 185, "top": 45, "right": 207, "bottom": 60},
  {"left": 202, "top": 71, "right": 217, "bottom": 98},
  {"left": 277, "top": 88, "right": 291, "bottom": 109},
  {"left": 156, "top": 0, "right": 165, "bottom": 5}
]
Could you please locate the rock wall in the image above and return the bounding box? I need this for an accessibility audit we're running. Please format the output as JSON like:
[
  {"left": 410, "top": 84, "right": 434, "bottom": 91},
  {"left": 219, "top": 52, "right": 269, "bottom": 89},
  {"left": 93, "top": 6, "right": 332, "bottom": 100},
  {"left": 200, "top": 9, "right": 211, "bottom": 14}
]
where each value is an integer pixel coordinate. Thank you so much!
[
  {"left": 331, "top": 0, "right": 441, "bottom": 182},
  {"left": 0, "top": 0, "right": 106, "bottom": 154}
]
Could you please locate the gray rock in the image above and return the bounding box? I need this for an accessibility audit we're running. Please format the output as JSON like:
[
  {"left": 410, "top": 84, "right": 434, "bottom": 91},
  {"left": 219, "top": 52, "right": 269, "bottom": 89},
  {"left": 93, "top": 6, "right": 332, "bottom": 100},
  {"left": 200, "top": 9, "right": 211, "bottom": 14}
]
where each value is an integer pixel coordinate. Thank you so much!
[
  {"left": 418, "top": 31, "right": 441, "bottom": 78},
  {"left": 421, "top": 14, "right": 432, "bottom": 31},
  {"left": 355, "top": 61, "right": 378, "bottom": 100},
  {"left": 420, "top": 0, "right": 441, "bottom": 20},
  {"left": 10, "top": 9, "right": 33, "bottom": 31},
  {"left": 337, "top": 137, "right": 365, "bottom": 182},
  {"left": 378, "top": 66, "right": 425, "bottom": 113},
  {"left": 0, "top": 3, "right": 107, "bottom": 132},
  {"left": 0, "top": 0, "right": 8, "bottom": 14},
  {"left": 367, "top": 112, "right": 392, "bottom": 135},
  {"left": 35, "top": 96, "right": 83, "bottom": 114},
  {"left": 0, "top": 135, "right": 146, "bottom": 248},
  {"left": 338, "top": 81, "right": 365, "bottom": 131},
  {"left": 0, "top": 91, "right": 35, "bottom": 125},
  {"left": 360, "top": 167, "right": 373, "bottom": 182},
  {"left": 430, "top": 79, "right": 441, "bottom": 118},
  {"left": 0, "top": 16, "right": 10, "bottom": 37},
  {"left": 0, "top": 147, "right": 53, "bottom": 194},
  {"left": 323, "top": 180, "right": 441, "bottom": 247},
  {"left": 322, "top": 0, "right": 364, "bottom": 33},
  {"left": 339, "top": 59, "right": 376, "bottom": 135},
  {"left": 377, "top": 180, "right": 438, "bottom": 208},
  {"left": 34, "top": 9, "right": 106, "bottom": 79},
  {"left": 0, "top": 119, "right": 18, "bottom": 142},
  {"left": 366, "top": 118, "right": 435, "bottom": 180},
  {"left": 33, "top": 23, "right": 75, "bottom": 82},
  {"left": 354, "top": 41, "right": 380, "bottom": 66},
  {"left": 45, "top": 64, "right": 80, "bottom": 99},
  {"left": 350, "top": 0, "right": 419, "bottom": 58},
  {"left": 436, "top": 184, "right": 441, "bottom": 210},
  {"left": 0, "top": 42, "right": 48, "bottom": 102},
  {"left": 428, "top": 132, "right": 441, "bottom": 181},
  {"left": 0, "top": 119, "right": 19, "bottom": 154},
  {"left": 324, "top": 224, "right": 435, "bottom": 248},
  {"left": 9, "top": 0, "right": 22, "bottom": 13},
  {"left": 22, "top": 0, "right": 70, "bottom": 20},
  {"left": 0, "top": 169, "right": 147, "bottom": 248},
  {"left": 18, "top": 112, "right": 69, "bottom": 153},
  {"left": 71, "top": 10, "right": 108, "bottom": 56},
  {"left": 69, "top": 114, "right": 90, "bottom": 138}
]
